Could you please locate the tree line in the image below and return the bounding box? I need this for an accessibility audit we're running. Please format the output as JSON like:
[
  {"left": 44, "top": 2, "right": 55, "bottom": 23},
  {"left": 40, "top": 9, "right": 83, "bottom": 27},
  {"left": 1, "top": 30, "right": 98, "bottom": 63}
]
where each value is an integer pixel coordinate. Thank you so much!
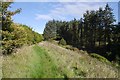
[
  {"left": 1, "top": 2, "right": 43, "bottom": 54},
  {"left": 43, "top": 4, "right": 120, "bottom": 63}
]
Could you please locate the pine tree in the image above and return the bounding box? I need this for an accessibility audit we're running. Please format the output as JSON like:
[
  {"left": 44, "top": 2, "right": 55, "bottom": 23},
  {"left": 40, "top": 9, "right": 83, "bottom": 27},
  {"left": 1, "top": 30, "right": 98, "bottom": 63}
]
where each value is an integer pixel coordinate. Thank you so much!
[
  {"left": 103, "top": 4, "right": 115, "bottom": 46},
  {"left": 1, "top": 2, "right": 21, "bottom": 31}
]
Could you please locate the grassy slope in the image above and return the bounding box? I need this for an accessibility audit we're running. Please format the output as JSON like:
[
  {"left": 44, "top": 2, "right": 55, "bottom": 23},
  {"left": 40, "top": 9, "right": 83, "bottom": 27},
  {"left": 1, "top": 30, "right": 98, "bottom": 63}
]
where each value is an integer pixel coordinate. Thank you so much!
[
  {"left": 0, "top": 52, "right": 2, "bottom": 79},
  {"left": 2, "top": 41, "right": 119, "bottom": 78},
  {"left": 39, "top": 41, "right": 118, "bottom": 78},
  {"left": 3, "top": 45, "right": 61, "bottom": 78}
]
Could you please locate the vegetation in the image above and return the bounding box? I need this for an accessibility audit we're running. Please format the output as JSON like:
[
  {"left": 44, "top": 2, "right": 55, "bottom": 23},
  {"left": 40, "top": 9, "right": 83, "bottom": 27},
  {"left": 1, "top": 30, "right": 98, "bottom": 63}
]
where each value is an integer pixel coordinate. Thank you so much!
[
  {"left": 39, "top": 41, "right": 118, "bottom": 78},
  {"left": 3, "top": 42, "right": 118, "bottom": 78},
  {"left": 90, "top": 53, "right": 111, "bottom": 64},
  {"left": 59, "top": 38, "right": 67, "bottom": 45},
  {"left": 43, "top": 4, "right": 120, "bottom": 64},
  {"left": 1, "top": 2, "right": 119, "bottom": 78},
  {"left": 3, "top": 45, "right": 60, "bottom": 78},
  {"left": 1, "top": 2, "right": 43, "bottom": 54}
]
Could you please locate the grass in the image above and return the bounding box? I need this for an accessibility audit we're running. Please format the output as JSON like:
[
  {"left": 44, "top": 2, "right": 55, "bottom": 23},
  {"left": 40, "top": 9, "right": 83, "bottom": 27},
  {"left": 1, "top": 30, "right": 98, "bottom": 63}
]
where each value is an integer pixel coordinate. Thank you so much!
[
  {"left": 39, "top": 41, "right": 118, "bottom": 78},
  {"left": 90, "top": 53, "right": 111, "bottom": 64},
  {"left": 2, "top": 41, "right": 119, "bottom": 78},
  {"left": 2, "top": 45, "right": 61, "bottom": 78},
  {"left": 31, "top": 45, "right": 61, "bottom": 78}
]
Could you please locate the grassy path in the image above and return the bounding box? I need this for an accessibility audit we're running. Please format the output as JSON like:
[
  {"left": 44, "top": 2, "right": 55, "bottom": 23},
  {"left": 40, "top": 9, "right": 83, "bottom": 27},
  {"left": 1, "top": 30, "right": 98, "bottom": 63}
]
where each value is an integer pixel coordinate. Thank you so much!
[
  {"left": 31, "top": 45, "right": 61, "bottom": 78},
  {"left": 2, "top": 45, "right": 61, "bottom": 78},
  {"left": 2, "top": 41, "right": 119, "bottom": 78}
]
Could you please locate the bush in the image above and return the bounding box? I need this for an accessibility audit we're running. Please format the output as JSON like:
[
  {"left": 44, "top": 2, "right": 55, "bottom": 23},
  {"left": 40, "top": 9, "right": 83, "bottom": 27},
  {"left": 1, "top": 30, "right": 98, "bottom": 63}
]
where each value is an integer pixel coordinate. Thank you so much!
[
  {"left": 59, "top": 38, "right": 67, "bottom": 45},
  {"left": 90, "top": 53, "right": 111, "bottom": 64},
  {"left": 2, "top": 23, "right": 43, "bottom": 54}
]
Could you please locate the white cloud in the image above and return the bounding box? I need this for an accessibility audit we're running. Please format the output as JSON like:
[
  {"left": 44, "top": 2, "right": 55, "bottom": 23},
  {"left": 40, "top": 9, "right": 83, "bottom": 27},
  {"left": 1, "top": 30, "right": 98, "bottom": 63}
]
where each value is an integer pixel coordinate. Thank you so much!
[
  {"left": 35, "top": 14, "right": 52, "bottom": 20},
  {"left": 35, "top": 2, "right": 106, "bottom": 21},
  {"left": 52, "top": 3, "right": 105, "bottom": 18}
]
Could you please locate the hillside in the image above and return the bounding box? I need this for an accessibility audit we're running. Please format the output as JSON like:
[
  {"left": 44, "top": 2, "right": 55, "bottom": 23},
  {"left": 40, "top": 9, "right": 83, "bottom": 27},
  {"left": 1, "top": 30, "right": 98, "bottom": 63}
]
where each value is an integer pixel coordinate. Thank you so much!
[
  {"left": 2, "top": 41, "right": 118, "bottom": 78},
  {"left": 1, "top": 2, "right": 119, "bottom": 79},
  {"left": 39, "top": 41, "right": 118, "bottom": 78}
]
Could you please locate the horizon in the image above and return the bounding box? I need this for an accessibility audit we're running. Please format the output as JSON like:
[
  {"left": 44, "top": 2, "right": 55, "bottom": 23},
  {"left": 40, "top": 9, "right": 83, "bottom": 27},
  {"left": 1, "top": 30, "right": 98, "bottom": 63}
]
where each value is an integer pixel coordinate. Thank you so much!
[{"left": 10, "top": 2, "right": 119, "bottom": 34}]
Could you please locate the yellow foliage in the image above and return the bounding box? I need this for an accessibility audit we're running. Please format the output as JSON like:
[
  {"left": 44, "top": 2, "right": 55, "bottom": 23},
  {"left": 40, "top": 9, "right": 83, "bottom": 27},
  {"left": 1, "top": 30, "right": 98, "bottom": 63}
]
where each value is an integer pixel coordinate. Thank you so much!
[{"left": 2, "top": 23, "right": 43, "bottom": 54}]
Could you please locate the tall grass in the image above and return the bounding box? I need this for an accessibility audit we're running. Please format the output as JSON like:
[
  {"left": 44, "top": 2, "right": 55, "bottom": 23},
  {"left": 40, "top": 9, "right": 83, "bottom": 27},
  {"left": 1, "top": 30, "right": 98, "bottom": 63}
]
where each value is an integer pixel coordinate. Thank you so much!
[
  {"left": 2, "top": 42, "right": 119, "bottom": 78},
  {"left": 2, "top": 45, "right": 61, "bottom": 78}
]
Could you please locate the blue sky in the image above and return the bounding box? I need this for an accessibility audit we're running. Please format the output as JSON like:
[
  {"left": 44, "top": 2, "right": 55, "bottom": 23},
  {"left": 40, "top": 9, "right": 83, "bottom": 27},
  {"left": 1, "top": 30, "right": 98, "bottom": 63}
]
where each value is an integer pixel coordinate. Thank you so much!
[{"left": 10, "top": 1, "right": 119, "bottom": 34}]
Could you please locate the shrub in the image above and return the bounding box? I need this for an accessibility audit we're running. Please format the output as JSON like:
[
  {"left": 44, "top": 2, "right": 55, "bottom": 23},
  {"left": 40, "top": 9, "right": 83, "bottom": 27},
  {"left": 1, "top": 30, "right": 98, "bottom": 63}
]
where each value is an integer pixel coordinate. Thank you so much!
[
  {"left": 2, "top": 23, "right": 43, "bottom": 54},
  {"left": 59, "top": 38, "right": 67, "bottom": 45},
  {"left": 90, "top": 53, "right": 111, "bottom": 64}
]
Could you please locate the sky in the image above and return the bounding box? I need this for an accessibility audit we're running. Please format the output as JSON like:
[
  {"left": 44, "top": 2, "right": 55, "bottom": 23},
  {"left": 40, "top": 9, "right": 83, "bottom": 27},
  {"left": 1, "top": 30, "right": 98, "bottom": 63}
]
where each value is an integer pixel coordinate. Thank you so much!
[
  {"left": 9, "top": 1, "right": 119, "bottom": 34},
  {"left": 118, "top": 1, "right": 120, "bottom": 22}
]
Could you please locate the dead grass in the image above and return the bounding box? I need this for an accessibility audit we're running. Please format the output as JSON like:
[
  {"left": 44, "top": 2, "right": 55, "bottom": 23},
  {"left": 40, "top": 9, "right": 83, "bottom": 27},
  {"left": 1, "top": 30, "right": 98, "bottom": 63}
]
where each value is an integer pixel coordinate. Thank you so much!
[
  {"left": 2, "top": 46, "right": 33, "bottom": 78},
  {"left": 2, "top": 41, "right": 119, "bottom": 78},
  {"left": 39, "top": 41, "right": 118, "bottom": 78},
  {"left": 2, "top": 45, "right": 62, "bottom": 78}
]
